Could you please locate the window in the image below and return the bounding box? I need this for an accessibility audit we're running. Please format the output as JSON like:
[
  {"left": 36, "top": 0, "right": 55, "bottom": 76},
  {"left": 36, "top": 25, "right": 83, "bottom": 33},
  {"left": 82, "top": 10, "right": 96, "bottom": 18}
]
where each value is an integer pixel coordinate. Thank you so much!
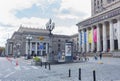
[
  {"left": 107, "top": 0, "right": 111, "bottom": 3},
  {"left": 97, "top": 1, "right": 99, "bottom": 5},
  {"left": 65, "top": 40, "right": 68, "bottom": 42},
  {"left": 58, "top": 48, "right": 60, "bottom": 51},
  {"left": 77, "top": 38, "right": 79, "bottom": 41},
  {"left": 107, "top": 0, "right": 115, "bottom": 3},
  {"left": 58, "top": 39, "right": 61, "bottom": 42},
  {"left": 94, "top": 3, "right": 96, "bottom": 6},
  {"left": 58, "top": 44, "right": 61, "bottom": 47},
  {"left": 98, "top": 6, "right": 99, "bottom": 9}
]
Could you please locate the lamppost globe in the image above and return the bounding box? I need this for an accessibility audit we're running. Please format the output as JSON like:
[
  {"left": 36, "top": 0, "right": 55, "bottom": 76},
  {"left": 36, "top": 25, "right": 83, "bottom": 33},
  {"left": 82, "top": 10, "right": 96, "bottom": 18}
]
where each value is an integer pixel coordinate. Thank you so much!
[{"left": 26, "top": 35, "right": 32, "bottom": 40}]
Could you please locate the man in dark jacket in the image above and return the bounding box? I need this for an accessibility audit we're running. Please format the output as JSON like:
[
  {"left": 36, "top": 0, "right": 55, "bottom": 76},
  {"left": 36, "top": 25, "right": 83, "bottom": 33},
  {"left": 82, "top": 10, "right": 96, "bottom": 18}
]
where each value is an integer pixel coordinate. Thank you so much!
[{"left": 99, "top": 51, "right": 102, "bottom": 60}]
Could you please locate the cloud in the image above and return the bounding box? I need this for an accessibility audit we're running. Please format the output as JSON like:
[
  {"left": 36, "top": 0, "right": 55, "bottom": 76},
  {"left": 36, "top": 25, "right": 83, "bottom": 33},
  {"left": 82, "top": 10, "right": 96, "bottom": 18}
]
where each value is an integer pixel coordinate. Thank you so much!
[
  {"left": 53, "top": 25, "right": 78, "bottom": 35},
  {"left": 59, "top": 0, "right": 91, "bottom": 19},
  {"left": 56, "top": 14, "right": 79, "bottom": 19},
  {"left": 19, "top": 17, "right": 48, "bottom": 28},
  {"left": 0, "top": 0, "right": 55, "bottom": 46},
  {"left": 0, "top": 0, "right": 91, "bottom": 47},
  {"left": 0, "top": 27, "right": 17, "bottom": 46}
]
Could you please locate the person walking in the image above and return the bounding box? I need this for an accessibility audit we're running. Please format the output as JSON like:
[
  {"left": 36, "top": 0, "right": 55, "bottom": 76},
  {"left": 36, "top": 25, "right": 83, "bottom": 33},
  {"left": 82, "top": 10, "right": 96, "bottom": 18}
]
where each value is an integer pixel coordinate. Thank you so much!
[
  {"left": 99, "top": 51, "right": 102, "bottom": 60},
  {"left": 94, "top": 48, "right": 97, "bottom": 60}
]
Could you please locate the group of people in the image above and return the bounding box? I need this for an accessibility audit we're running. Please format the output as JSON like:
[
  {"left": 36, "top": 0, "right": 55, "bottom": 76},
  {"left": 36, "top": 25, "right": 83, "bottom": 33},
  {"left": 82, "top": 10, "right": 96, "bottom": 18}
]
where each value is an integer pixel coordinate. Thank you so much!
[{"left": 94, "top": 50, "right": 103, "bottom": 60}]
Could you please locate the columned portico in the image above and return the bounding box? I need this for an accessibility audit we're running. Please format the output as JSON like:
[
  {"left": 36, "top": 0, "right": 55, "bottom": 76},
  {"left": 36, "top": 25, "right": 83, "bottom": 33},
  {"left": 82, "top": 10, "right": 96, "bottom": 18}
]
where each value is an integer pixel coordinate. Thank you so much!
[
  {"left": 78, "top": 17, "right": 120, "bottom": 53},
  {"left": 102, "top": 22, "right": 107, "bottom": 52},
  {"left": 109, "top": 20, "right": 114, "bottom": 51},
  {"left": 77, "top": 0, "right": 120, "bottom": 55},
  {"left": 25, "top": 41, "right": 50, "bottom": 56}
]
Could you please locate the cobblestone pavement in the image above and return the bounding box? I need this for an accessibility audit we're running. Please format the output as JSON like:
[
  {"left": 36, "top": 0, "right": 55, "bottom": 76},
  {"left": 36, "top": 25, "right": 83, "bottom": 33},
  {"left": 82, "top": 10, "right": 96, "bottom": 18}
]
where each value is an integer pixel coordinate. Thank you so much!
[{"left": 0, "top": 57, "right": 120, "bottom": 81}]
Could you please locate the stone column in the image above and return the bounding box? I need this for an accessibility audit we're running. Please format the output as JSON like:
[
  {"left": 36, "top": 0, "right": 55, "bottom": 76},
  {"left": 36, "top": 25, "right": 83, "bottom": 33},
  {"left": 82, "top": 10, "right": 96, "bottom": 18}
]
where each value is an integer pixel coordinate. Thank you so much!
[
  {"left": 110, "top": 20, "right": 114, "bottom": 51},
  {"left": 78, "top": 31, "right": 82, "bottom": 53},
  {"left": 86, "top": 28, "right": 89, "bottom": 52},
  {"left": 97, "top": 24, "right": 101, "bottom": 52},
  {"left": 117, "top": 18, "right": 120, "bottom": 50},
  {"left": 6, "top": 43, "right": 9, "bottom": 56},
  {"left": 91, "top": 27, "right": 94, "bottom": 52},
  {"left": 103, "top": 22, "right": 107, "bottom": 52},
  {"left": 82, "top": 30, "right": 85, "bottom": 52},
  {"left": 35, "top": 42, "right": 37, "bottom": 54},
  {"left": 25, "top": 41, "right": 28, "bottom": 54}
]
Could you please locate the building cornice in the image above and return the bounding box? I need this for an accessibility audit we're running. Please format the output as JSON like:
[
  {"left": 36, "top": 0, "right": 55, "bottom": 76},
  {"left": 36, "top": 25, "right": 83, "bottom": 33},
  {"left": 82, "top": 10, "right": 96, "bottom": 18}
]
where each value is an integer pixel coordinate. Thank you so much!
[{"left": 76, "top": 6, "right": 120, "bottom": 27}]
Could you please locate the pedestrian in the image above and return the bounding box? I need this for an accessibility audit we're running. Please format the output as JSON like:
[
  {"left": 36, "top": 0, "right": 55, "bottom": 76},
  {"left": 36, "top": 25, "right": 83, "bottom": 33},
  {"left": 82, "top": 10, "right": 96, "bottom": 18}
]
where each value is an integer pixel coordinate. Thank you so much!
[
  {"left": 94, "top": 54, "right": 97, "bottom": 60},
  {"left": 94, "top": 48, "right": 97, "bottom": 60},
  {"left": 99, "top": 51, "right": 102, "bottom": 60}
]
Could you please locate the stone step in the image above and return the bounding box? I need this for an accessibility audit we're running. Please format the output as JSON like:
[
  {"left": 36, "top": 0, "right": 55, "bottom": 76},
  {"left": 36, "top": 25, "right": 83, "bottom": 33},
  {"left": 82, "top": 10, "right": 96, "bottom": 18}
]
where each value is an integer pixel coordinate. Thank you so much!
[
  {"left": 85, "top": 52, "right": 113, "bottom": 57},
  {"left": 112, "top": 51, "right": 120, "bottom": 58}
]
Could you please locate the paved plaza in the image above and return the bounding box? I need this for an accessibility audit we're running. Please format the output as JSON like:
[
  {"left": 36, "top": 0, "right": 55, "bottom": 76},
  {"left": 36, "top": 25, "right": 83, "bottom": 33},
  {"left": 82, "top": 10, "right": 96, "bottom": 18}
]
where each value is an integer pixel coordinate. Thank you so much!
[{"left": 0, "top": 57, "right": 120, "bottom": 81}]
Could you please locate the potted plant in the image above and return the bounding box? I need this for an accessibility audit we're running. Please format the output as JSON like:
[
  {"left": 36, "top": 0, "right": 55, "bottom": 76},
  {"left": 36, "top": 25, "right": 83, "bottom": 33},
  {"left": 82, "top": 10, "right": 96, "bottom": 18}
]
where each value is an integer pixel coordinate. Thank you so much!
[{"left": 33, "top": 56, "right": 41, "bottom": 65}]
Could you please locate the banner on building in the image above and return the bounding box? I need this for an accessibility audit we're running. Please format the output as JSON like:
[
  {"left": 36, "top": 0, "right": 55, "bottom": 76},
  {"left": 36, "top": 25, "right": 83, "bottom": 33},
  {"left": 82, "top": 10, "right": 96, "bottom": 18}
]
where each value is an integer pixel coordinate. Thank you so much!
[
  {"left": 93, "top": 28, "right": 97, "bottom": 43},
  {"left": 39, "top": 43, "right": 44, "bottom": 50},
  {"left": 88, "top": 30, "right": 92, "bottom": 43},
  {"left": 65, "top": 42, "right": 72, "bottom": 56},
  {"left": 84, "top": 32, "right": 86, "bottom": 44}
]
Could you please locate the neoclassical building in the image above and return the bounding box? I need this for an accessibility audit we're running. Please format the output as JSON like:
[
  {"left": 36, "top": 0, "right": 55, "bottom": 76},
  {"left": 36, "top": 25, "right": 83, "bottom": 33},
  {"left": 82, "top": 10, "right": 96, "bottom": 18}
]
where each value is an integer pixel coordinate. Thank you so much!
[
  {"left": 5, "top": 26, "right": 78, "bottom": 57},
  {"left": 76, "top": 0, "right": 120, "bottom": 54}
]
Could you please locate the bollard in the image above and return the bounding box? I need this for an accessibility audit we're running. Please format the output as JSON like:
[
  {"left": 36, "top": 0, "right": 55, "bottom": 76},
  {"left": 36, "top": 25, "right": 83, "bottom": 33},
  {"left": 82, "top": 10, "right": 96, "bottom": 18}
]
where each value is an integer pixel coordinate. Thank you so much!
[
  {"left": 69, "top": 69, "right": 71, "bottom": 77},
  {"left": 93, "top": 70, "right": 96, "bottom": 81},
  {"left": 79, "top": 68, "right": 81, "bottom": 80},
  {"left": 49, "top": 63, "right": 51, "bottom": 70},
  {"left": 40, "top": 62, "right": 42, "bottom": 67},
  {"left": 45, "top": 62, "right": 47, "bottom": 69}
]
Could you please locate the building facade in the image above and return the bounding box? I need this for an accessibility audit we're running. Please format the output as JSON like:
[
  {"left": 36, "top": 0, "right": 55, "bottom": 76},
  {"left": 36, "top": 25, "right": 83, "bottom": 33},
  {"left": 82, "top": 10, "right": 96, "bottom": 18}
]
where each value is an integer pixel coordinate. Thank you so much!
[
  {"left": 5, "top": 26, "right": 78, "bottom": 57},
  {"left": 77, "top": 0, "right": 120, "bottom": 53}
]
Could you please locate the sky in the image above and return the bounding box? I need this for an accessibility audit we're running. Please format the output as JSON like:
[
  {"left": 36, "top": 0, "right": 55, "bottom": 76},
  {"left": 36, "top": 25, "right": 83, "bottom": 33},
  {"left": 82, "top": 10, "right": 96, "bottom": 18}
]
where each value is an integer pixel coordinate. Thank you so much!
[{"left": 0, "top": 0, "right": 91, "bottom": 47}]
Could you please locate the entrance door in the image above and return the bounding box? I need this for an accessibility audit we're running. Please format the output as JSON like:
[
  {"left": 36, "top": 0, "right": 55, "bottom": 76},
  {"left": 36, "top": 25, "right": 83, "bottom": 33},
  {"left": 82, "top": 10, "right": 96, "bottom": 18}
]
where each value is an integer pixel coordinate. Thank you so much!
[{"left": 114, "top": 40, "right": 118, "bottom": 50}]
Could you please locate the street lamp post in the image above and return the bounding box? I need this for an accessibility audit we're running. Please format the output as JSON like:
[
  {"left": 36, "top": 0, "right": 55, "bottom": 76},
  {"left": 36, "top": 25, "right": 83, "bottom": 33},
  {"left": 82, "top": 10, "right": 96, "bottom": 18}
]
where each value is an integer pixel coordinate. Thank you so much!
[
  {"left": 46, "top": 19, "right": 55, "bottom": 62},
  {"left": 26, "top": 35, "right": 32, "bottom": 59}
]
